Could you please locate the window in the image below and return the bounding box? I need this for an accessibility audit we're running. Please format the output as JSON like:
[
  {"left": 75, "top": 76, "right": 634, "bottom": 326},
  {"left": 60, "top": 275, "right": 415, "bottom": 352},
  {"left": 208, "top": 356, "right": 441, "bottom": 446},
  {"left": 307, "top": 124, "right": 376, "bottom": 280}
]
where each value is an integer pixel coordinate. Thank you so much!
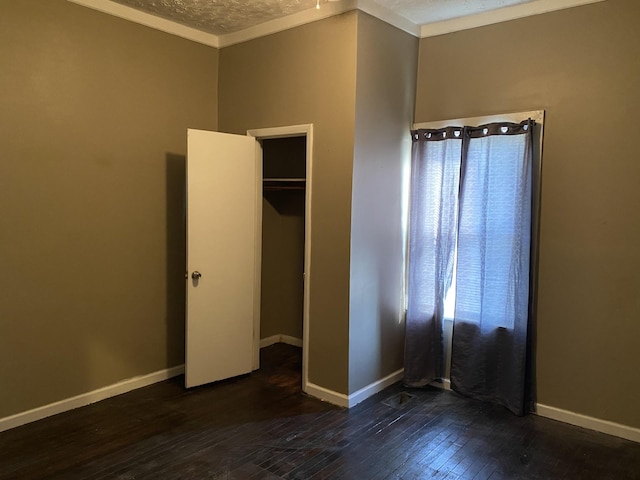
[
  {"left": 410, "top": 111, "right": 543, "bottom": 330},
  {"left": 404, "top": 111, "right": 543, "bottom": 406}
]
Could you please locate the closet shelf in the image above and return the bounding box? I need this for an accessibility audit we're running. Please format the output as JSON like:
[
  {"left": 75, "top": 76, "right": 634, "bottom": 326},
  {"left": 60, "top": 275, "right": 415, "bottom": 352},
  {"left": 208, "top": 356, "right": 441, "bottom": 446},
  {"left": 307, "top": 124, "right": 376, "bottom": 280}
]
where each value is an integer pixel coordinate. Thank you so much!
[{"left": 263, "top": 178, "right": 306, "bottom": 191}]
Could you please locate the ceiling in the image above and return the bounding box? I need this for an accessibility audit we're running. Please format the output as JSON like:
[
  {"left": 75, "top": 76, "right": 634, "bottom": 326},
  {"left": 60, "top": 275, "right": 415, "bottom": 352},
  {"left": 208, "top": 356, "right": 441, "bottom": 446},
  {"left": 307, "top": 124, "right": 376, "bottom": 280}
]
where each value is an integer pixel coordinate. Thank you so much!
[
  {"left": 375, "top": 0, "right": 537, "bottom": 25},
  {"left": 110, "top": 0, "right": 539, "bottom": 36}
]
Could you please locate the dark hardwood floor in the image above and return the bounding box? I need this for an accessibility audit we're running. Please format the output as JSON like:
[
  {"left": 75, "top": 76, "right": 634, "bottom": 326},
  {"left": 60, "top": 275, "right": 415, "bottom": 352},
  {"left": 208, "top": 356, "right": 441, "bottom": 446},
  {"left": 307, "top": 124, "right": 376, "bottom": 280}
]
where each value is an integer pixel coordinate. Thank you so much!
[{"left": 1, "top": 344, "right": 638, "bottom": 479}]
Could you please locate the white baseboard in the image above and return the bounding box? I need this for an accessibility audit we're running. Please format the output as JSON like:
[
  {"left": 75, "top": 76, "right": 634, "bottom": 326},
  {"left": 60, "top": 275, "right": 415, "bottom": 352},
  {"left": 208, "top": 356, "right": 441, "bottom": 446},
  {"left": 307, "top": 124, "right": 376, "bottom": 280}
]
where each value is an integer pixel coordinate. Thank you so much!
[
  {"left": 305, "top": 382, "right": 350, "bottom": 408},
  {"left": 0, "top": 364, "right": 185, "bottom": 433},
  {"left": 427, "top": 382, "right": 638, "bottom": 443},
  {"left": 260, "top": 334, "right": 303, "bottom": 348},
  {"left": 348, "top": 369, "right": 405, "bottom": 407},
  {"left": 536, "top": 403, "right": 640, "bottom": 443},
  {"left": 305, "top": 368, "right": 405, "bottom": 409}
]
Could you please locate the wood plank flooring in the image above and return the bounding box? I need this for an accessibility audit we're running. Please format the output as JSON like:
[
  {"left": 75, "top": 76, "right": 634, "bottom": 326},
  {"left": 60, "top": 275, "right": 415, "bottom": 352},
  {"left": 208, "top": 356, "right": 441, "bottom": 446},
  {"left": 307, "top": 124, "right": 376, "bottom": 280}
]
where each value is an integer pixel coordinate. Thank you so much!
[{"left": 1, "top": 344, "right": 638, "bottom": 479}]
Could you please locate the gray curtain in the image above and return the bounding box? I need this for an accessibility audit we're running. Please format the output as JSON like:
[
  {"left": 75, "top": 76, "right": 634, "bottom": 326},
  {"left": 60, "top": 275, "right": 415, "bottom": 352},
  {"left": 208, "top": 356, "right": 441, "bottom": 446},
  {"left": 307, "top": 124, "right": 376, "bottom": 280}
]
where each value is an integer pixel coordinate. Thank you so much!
[
  {"left": 451, "top": 121, "right": 533, "bottom": 415},
  {"left": 405, "top": 120, "right": 535, "bottom": 415},
  {"left": 404, "top": 127, "right": 461, "bottom": 387}
]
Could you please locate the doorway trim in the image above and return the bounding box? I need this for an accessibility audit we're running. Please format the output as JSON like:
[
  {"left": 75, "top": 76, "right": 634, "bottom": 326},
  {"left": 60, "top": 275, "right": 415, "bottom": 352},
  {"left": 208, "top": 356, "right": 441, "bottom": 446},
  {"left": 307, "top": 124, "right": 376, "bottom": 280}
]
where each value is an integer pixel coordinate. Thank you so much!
[{"left": 246, "top": 124, "right": 313, "bottom": 394}]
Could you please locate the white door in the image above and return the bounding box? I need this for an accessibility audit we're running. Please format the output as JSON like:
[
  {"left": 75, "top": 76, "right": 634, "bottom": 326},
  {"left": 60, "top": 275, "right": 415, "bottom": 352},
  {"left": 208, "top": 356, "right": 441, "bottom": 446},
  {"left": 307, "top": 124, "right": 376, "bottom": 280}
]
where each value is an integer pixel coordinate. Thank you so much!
[{"left": 185, "top": 129, "right": 260, "bottom": 388}]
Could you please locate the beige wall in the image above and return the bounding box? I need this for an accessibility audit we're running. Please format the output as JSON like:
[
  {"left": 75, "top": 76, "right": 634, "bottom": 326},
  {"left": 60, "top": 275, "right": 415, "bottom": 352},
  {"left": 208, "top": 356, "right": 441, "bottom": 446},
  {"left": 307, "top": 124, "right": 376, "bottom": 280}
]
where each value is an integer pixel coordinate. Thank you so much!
[
  {"left": 349, "top": 13, "right": 418, "bottom": 393},
  {"left": 260, "top": 193, "right": 305, "bottom": 340},
  {"left": 0, "top": 0, "right": 218, "bottom": 418},
  {"left": 219, "top": 13, "right": 358, "bottom": 394},
  {"left": 415, "top": 0, "right": 640, "bottom": 427}
]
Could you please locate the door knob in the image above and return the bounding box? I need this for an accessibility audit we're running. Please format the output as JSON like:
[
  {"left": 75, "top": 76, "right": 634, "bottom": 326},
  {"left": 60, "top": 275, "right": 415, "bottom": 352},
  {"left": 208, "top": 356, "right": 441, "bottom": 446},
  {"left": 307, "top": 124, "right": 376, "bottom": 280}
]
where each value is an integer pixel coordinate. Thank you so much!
[{"left": 191, "top": 271, "right": 202, "bottom": 280}]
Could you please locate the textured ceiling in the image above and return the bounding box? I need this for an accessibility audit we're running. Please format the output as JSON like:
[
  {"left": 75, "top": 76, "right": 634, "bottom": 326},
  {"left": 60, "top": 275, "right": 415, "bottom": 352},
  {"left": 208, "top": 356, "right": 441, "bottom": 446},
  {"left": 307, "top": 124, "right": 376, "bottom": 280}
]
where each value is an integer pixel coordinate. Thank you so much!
[
  {"left": 111, "top": 0, "right": 537, "bottom": 36},
  {"left": 112, "top": 0, "right": 324, "bottom": 35},
  {"left": 374, "top": 0, "right": 536, "bottom": 25}
]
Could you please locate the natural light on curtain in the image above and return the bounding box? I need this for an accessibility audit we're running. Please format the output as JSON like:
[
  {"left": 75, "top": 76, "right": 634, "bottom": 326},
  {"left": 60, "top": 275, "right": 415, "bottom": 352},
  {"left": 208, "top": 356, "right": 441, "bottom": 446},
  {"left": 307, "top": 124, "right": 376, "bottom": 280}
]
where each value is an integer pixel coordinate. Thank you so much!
[
  {"left": 404, "top": 127, "right": 461, "bottom": 387},
  {"left": 455, "top": 123, "right": 532, "bottom": 331},
  {"left": 404, "top": 119, "right": 535, "bottom": 415}
]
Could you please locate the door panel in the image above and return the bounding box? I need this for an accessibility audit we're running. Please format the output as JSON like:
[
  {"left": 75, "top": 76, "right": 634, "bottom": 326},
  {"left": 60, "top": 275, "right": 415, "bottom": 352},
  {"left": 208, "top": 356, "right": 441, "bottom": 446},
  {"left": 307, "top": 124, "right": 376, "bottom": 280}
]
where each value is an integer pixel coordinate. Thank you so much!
[{"left": 185, "top": 129, "right": 258, "bottom": 388}]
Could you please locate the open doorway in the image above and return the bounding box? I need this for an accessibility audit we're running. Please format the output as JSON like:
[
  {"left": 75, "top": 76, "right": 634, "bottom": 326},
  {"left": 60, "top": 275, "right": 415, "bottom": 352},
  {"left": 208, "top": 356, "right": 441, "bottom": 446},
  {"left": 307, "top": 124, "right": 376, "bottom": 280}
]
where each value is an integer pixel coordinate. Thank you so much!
[
  {"left": 260, "top": 136, "right": 305, "bottom": 387},
  {"left": 247, "top": 125, "right": 313, "bottom": 395}
]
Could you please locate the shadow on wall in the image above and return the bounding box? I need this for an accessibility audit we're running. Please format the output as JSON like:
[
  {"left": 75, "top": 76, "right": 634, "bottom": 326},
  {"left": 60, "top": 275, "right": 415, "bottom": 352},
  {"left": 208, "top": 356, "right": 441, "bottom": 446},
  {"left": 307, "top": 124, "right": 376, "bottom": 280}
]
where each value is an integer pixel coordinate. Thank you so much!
[
  {"left": 166, "top": 153, "right": 187, "bottom": 367},
  {"left": 264, "top": 189, "right": 305, "bottom": 215}
]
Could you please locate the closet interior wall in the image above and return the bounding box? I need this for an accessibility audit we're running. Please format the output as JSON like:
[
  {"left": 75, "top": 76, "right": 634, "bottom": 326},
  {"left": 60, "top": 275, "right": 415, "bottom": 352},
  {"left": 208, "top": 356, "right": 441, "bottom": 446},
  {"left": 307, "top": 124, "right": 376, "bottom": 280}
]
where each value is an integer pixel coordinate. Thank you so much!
[{"left": 260, "top": 137, "right": 307, "bottom": 345}]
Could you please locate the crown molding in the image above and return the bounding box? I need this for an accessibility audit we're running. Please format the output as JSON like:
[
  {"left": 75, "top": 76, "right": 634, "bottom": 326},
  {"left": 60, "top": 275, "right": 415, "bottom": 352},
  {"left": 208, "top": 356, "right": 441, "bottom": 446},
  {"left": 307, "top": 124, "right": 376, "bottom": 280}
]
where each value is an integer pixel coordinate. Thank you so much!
[
  {"left": 217, "top": 0, "right": 358, "bottom": 48},
  {"left": 67, "top": 0, "right": 418, "bottom": 50},
  {"left": 356, "top": 0, "right": 420, "bottom": 37},
  {"left": 67, "top": 0, "right": 220, "bottom": 47},
  {"left": 218, "top": 0, "right": 421, "bottom": 47},
  {"left": 67, "top": 0, "right": 607, "bottom": 49},
  {"left": 420, "top": 0, "right": 607, "bottom": 38}
]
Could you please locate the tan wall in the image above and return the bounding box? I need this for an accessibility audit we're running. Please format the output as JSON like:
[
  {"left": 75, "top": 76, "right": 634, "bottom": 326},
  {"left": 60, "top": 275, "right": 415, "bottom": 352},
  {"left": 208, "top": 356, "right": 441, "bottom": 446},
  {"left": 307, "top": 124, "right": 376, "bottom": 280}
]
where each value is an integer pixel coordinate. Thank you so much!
[
  {"left": 415, "top": 0, "right": 640, "bottom": 427},
  {"left": 260, "top": 193, "right": 305, "bottom": 341},
  {"left": 349, "top": 13, "right": 418, "bottom": 393},
  {"left": 219, "top": 13, "right": 358, "bottom": 394},
  {"left": 0, "top": 0, "right": 218, "bottom": 418}
]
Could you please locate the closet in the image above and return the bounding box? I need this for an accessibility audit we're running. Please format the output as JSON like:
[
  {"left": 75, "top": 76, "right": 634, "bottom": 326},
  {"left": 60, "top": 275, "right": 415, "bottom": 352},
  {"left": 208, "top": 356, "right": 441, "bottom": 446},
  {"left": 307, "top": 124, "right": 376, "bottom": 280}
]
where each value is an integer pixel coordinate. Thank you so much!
[{"left": 260, "top": 136, "right": 307, "bottom": 355}]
